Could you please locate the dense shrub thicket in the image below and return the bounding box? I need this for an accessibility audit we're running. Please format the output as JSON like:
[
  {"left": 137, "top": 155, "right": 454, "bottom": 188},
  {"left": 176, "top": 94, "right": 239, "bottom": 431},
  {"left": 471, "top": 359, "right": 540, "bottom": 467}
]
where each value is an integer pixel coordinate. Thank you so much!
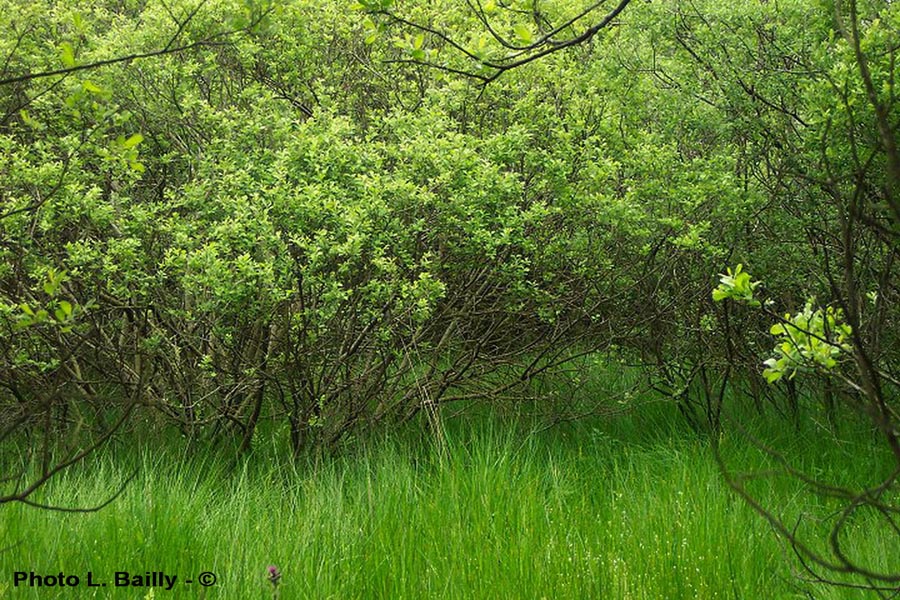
[{"left": 1, "top": 0, "right": 898, "bottom": 539}]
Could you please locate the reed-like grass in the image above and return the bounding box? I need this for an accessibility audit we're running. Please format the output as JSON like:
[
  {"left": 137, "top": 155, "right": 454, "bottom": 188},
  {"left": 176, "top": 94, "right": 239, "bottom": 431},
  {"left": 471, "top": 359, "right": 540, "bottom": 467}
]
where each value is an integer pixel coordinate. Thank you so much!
[{"left": 1, "top": 396, "right": 895, "bottom": 599}]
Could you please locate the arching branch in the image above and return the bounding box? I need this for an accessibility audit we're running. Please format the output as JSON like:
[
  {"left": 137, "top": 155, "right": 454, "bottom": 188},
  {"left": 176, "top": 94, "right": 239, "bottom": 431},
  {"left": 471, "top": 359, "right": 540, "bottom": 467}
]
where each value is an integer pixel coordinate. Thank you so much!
[
  {"left": 366, "top": 0, "right": 632, "bottom": 84},
  {"left": 0, "top": 1, "right": 273, "bottom": 87}
]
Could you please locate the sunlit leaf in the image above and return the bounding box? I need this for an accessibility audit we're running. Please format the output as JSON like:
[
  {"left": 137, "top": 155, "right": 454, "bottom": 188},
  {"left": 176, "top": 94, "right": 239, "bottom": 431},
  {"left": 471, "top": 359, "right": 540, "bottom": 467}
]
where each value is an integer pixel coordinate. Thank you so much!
[{"left": 60, "top": 42, "right": 76, "bottom": 68}]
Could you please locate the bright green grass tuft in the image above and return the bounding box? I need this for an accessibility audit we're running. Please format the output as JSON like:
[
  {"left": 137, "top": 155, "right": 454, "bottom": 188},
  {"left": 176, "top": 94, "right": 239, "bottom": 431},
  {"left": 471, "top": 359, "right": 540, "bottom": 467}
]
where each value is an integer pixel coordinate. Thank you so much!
[{"left": 0, "top": 402, "right": 895, "bottom": 599}]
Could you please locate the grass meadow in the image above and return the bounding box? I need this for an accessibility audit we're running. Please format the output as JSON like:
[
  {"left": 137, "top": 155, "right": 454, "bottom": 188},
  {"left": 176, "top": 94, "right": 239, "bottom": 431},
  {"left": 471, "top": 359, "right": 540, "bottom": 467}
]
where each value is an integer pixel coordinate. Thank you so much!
[{"left": 2, "top": 370, "right": 897, "bottom": 599}]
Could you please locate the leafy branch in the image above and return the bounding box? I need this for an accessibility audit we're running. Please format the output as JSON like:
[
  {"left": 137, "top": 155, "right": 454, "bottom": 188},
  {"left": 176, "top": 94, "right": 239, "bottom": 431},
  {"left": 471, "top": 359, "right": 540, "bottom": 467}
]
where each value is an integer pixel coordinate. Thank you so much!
[
  {"left": 358, "top": 0, "right": 632, "bottom": 84},
  {"left": 0, "top": 0, "right": 274, "bottom": 87}
]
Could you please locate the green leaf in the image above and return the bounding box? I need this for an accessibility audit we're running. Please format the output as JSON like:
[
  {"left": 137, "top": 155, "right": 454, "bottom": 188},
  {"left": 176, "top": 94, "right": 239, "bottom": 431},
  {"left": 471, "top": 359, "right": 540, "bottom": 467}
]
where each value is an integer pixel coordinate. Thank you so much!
[
  {"left": 19, "top": 109, "right": 37, "bottom": 128},
  {"left": 72, "top": 13, "right": 92, "bottom": 36},
  {"left": 413, "top": 33, "right": 424, "bottom": 50},
  {"left": 82, "top": 80, "right": 104, "bottom": 94},
  {"left": 763, "top": 369, "right": 782, "bottom": 383},
  {"left": 59, "top": 300, "right": 73, "bottom": 317},
  {"left": 123, "top": 133, "right": 144, "bottom": 149},
  {"left": 514, "top": 24, "right": 534, "bottom": 44},
  {"left": 60, "top": 42, "right": 76, "bottom": 68}
]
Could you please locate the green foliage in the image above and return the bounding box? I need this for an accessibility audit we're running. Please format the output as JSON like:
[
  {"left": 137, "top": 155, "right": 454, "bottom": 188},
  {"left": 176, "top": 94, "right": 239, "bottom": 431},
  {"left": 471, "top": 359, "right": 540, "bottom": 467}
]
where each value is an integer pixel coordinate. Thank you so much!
[
  {"left": 711, "top": 264, "right": 761, "bottom": 307},
  {"left": 0, "top": 0, "right": 897, "bottom": 474},
  {"left": 351, "top": 0, "right": 393, "bottom": 11},
  {"left": 763, "top": 301, "right": 853, "bottom": 383},
  {"left": 14, "top": 269, "right": 77, "bottom": 331},
  {"left": 712, "top": 265, "right": 854, "bottom": 384}
]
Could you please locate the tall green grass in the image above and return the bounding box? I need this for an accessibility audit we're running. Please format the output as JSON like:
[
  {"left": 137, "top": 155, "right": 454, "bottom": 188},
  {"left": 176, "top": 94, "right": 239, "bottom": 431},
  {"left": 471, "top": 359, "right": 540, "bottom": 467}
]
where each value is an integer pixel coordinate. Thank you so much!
[{"left": 1, "top": 398, "right": 896, "bottom": 599}]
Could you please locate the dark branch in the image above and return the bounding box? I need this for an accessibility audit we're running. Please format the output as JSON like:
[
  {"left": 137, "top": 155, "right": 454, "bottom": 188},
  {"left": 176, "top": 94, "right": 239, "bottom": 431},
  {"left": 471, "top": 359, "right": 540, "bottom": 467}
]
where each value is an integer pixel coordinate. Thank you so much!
[
  {"left": 0, "top": 3, "right": 271, "bottom": 87},
  {"left": 373, "top": 0, "right": 632, "bottom": 84}
]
